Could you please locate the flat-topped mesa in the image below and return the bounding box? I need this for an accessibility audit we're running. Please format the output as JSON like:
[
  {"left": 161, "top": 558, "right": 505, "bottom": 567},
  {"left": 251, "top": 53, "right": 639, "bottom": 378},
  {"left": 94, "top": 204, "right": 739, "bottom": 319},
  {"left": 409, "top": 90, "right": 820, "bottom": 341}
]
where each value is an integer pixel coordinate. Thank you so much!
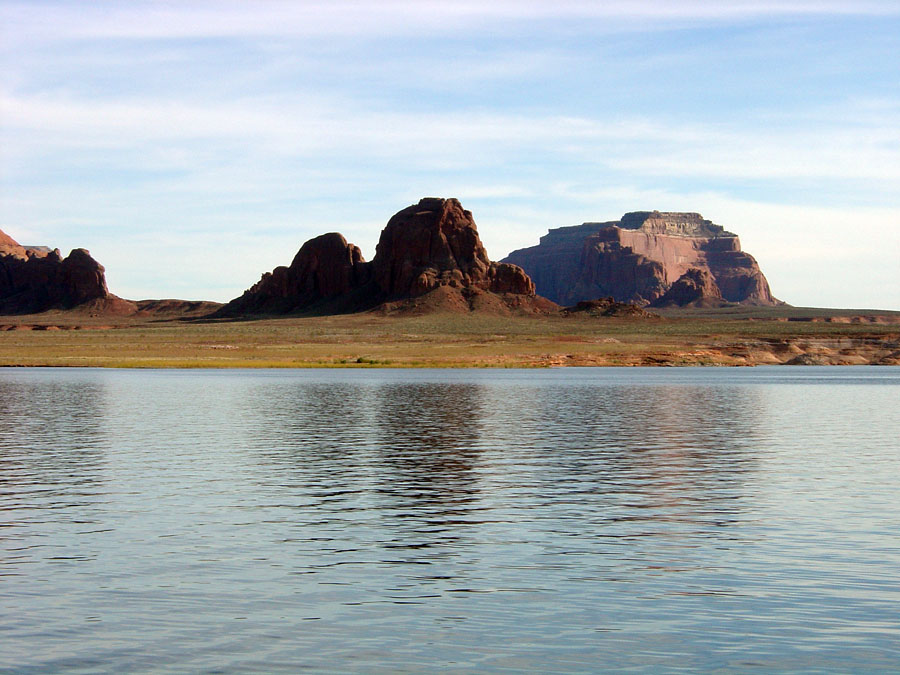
[
  {"left": 0, "top": 228, "right": 116, "bottom": 314},
  {"left": 502, "top": 211, "right": 778, "bottom": 307},
  {"left": 619, "top": 211, "right": 736, "bottom": 238},
  {"left": 218, "top": 197, "right": 540, "bottom": 316}
]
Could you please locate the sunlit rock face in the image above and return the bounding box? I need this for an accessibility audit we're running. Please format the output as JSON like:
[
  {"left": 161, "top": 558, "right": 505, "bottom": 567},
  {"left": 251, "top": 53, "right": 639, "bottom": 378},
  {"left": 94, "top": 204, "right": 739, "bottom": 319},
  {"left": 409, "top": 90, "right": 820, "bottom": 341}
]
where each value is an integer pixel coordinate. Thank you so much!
[
  {"left": 372, "top": 197, "right": 534, "bottom": 299},
  {"left": 503, "top": 211, "right": 779, "bottom": 306}
]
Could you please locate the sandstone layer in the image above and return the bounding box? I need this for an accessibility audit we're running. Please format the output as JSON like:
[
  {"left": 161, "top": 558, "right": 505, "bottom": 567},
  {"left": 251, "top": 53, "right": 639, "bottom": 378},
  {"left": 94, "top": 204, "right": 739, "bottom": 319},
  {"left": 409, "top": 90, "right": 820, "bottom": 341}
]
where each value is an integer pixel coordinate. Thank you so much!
[
  {"left": 503, "top": 211, "right": 778, "bottom": 307},
  {"left": 219, "top": 198, "right": 544, "bottom": 316},
  {"left": 0, "top": 228, "right": 131, "bottom": 314}
]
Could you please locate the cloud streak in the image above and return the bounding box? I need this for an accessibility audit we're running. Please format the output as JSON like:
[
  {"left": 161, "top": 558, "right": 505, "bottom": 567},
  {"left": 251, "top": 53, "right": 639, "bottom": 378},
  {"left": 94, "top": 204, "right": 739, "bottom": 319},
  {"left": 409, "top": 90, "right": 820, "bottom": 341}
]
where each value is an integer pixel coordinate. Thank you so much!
[
  {"left": 3, "top": 1, "right": 899, "bottom": 45},
  {"left": 5, "top": 92, "right": 899, "bottom": 187}
]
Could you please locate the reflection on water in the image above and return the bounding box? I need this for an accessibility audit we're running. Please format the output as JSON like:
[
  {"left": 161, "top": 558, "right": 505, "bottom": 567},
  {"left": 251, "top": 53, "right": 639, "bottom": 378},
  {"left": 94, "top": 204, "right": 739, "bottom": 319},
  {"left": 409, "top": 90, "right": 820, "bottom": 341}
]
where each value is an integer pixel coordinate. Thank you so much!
[{"left": 1, "top": 367, "right": 899, "bottom": 672}]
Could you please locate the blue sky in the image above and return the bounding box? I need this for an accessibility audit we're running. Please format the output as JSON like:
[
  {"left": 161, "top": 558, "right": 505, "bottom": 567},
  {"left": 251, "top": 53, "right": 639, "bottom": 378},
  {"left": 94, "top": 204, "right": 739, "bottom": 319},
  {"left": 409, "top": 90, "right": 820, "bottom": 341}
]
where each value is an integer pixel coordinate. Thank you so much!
[{"left": 1, "top": 1, "right": 898, "bottom": 308}]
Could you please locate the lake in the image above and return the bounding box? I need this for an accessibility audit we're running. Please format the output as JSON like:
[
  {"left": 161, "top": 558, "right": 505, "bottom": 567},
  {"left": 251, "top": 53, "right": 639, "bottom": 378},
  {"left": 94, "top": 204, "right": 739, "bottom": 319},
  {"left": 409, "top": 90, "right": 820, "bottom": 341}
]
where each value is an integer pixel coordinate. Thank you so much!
[{"left": 2, "top": 367, "right": 899, "bottom": 672}]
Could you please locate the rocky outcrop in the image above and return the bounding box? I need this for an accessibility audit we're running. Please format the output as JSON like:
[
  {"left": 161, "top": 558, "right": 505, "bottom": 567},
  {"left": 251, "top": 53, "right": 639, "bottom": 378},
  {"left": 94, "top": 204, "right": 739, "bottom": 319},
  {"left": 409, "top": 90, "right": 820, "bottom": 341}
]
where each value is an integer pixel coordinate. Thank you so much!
[
  {"left": 372, "top": 198, "right": 534, "bottom": 299},
  {"left": 0, "top": 229, "right": 120, "bottom": 314},
  {"left": 503, "top": 211, "right": 779, "bottom": 307},
  {"left": 563, "top": 297, "right": 657, "bottom": 318},
  {"left": 218, "top": 198, "right": 543, "bottom": 316},
  {"left": 650, "top": 268, "right": 723, "bottom": 307},
  {"left": 222, "top": 233, "right": 372, "bottom": 314}
]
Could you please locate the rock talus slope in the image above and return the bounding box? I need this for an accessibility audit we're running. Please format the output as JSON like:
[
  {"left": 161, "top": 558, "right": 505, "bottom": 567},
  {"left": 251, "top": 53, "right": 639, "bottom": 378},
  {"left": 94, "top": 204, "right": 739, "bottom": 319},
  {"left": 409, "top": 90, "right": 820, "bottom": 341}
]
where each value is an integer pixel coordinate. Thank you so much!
[{"left": 503, "top": 211, "right": 778, "bottom": 307}]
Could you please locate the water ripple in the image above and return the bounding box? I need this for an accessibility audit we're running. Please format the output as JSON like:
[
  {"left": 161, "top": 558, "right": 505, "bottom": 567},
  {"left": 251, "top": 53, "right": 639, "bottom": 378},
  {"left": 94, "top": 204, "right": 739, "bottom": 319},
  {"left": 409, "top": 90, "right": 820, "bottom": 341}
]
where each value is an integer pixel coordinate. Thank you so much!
[{"left": 1, "top": 367, "right": 899, "bottom": 671}]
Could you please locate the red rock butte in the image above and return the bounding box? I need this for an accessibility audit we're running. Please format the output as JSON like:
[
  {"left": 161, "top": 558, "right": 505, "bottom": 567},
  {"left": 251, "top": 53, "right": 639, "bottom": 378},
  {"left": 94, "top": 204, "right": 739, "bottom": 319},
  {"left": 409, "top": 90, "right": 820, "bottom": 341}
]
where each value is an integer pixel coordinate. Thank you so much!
[
  {"left": 0, "top": 228, "right": 117, "bottom": 314},
  {"left": 502, "top": 211, "right": 779, "bottom": 307},
  {"left": 218, "top": 197, "right": 546, "bottom": 316}
]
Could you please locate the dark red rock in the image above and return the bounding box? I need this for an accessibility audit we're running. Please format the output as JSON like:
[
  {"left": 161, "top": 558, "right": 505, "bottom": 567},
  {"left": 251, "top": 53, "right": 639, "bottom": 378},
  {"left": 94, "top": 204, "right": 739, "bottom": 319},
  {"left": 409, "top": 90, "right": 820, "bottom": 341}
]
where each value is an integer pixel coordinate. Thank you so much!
[
  {"left": 372, "top": 197, "right": 534, "bottom": 298},
  {"left": 503, "top": 211, "right": 779, "bottom": 306},
  {"left": 649, "top": 268, "right": 723, "bottom": 307},
  {"left": 219, "top": 233, "right": 371, "bottom": 315},
  {"left": 563, "top": 297, "right": 656, "bottom": 317},
  {"left": 220, "top": 198, "right": 541, "bottom": 316},
  {"left": 0, "top": 229, "right": 115, "bottom": 314},
  {"left": 60, "top": 248, "right": 110, "bottom": 304}
]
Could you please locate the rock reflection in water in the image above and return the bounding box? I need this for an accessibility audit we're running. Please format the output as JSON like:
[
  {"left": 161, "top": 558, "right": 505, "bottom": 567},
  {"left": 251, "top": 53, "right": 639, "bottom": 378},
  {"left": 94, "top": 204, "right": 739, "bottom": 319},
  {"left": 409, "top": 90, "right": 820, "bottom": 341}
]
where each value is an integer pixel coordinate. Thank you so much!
[{"left": 373, "top": 383, "right": 484, "bottom": 504}]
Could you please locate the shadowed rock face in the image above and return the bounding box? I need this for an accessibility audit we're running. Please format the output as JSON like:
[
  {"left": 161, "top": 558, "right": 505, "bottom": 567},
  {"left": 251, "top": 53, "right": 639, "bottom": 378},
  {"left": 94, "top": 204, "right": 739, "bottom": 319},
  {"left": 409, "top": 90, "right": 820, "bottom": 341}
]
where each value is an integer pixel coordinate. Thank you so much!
[
  {"left": 222, "top": 233, "right": 372, "bottom": 314},
  {"left": 503, "top": 211, "right": 779, "bottom": 306},
  {"left": 219, "top": 198, "right": 538, "bottom": 316},
  {"left": 650, "top": 268, "right": 723, "bottom": 307},
  {"left": 0, "top": 229, "right": 112, "bottom": 314}
]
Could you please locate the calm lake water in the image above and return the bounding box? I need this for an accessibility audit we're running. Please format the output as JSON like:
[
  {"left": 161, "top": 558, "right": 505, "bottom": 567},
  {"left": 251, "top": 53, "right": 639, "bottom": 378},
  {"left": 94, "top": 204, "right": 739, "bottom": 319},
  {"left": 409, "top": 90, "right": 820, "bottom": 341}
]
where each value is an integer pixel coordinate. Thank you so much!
[{"left": 1, "top": 367, "right": 899, "bottom": 672}]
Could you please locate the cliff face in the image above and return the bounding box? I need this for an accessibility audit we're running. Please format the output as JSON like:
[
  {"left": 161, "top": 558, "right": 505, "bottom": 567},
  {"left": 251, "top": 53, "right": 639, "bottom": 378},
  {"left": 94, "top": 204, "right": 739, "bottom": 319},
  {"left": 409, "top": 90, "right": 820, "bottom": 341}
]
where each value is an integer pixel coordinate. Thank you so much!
[
  {"left": 0, "top": 229, "right": 114, "bottom": 314},
  {"left": 219, "top": 198, "right": 540, "bottom": 316},
  {"left": 503, "top": 211, "right": 778, "bottom": 306},
  {"left": 372, "top": 197, "right": 534, "bottom": 298}
]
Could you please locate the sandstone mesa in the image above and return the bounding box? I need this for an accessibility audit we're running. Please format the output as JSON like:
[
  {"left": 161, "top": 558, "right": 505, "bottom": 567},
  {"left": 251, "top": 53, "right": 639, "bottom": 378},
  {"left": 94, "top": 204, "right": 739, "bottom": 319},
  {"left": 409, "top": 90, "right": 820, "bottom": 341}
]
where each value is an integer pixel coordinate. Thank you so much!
[{"left": 502, "top": 211, "right": 778, "bottom": 308}]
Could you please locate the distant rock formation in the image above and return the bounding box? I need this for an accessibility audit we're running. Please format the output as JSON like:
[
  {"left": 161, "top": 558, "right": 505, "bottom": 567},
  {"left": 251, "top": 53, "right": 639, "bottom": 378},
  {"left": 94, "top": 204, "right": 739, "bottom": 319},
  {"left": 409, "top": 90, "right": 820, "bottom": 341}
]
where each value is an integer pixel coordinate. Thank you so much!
[
  {"left": 502, "top": 211, "right": 779, "bottom": 307},
  {"left": 0, "top": 229, "right": 129, "bottom": 314},
  {"left": 650, "top": 268, "right": 723, "bottom": 307},
  {"left": 563, "top": 297, "right": 657, "bottom": 318},
  {"left": 219, "top": 198, "right": 545, "bottom": 316}
]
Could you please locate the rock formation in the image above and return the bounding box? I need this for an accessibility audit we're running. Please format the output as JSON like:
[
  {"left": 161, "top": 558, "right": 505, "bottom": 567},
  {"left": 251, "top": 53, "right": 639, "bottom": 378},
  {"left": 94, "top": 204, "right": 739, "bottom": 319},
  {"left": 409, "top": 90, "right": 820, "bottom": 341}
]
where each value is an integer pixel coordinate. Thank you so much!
[
  {"left": 502, "top": 211, "right": 779, "bottom": 307},
  {"left": 219, "top": 198, "right": 544, "bottom": 316},
  {"left": 0, "top": 229, "right": 123, "bottom": 314},
  {"left": 562, "top": 297, "right": 656, "bottom": 318},
  {"left": 224, "top": 233, "right": 372, "bottom": 314},
  {"left": 649, "top": 268, "right": 723, "bottom": 307}
]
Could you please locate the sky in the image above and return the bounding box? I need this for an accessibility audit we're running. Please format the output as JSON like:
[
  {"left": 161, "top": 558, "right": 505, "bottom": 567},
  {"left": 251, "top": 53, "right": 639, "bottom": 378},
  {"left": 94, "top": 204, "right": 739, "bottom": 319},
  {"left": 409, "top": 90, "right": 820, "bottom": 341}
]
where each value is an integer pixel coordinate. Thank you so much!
[{"left": 1, "top": 1, "right": 898, "bottom": 309}]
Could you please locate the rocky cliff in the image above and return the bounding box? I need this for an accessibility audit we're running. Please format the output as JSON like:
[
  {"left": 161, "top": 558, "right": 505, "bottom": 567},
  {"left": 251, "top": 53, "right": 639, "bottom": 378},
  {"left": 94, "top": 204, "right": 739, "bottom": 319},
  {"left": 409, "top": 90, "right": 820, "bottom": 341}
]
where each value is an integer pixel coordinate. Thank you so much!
[
  {"left": 0, "top": 229, "right": 123, "bottom": 314},
  {"left": 502, "top": 211, "right": 778, "bottom": 307},
  {"left": 219, "top": 198, "right": 544, "bottom": 316}
]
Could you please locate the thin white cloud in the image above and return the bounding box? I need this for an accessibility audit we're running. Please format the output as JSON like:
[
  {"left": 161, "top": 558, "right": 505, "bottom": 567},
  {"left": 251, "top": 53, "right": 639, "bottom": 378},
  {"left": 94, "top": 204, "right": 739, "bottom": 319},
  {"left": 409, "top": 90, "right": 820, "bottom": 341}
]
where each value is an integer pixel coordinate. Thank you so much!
[
  {"left": 4, "top": 92, "right": 899, "bottom": 187},
  {"left": 3, "top": 1, "right": 898, "bottom": 46}
]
